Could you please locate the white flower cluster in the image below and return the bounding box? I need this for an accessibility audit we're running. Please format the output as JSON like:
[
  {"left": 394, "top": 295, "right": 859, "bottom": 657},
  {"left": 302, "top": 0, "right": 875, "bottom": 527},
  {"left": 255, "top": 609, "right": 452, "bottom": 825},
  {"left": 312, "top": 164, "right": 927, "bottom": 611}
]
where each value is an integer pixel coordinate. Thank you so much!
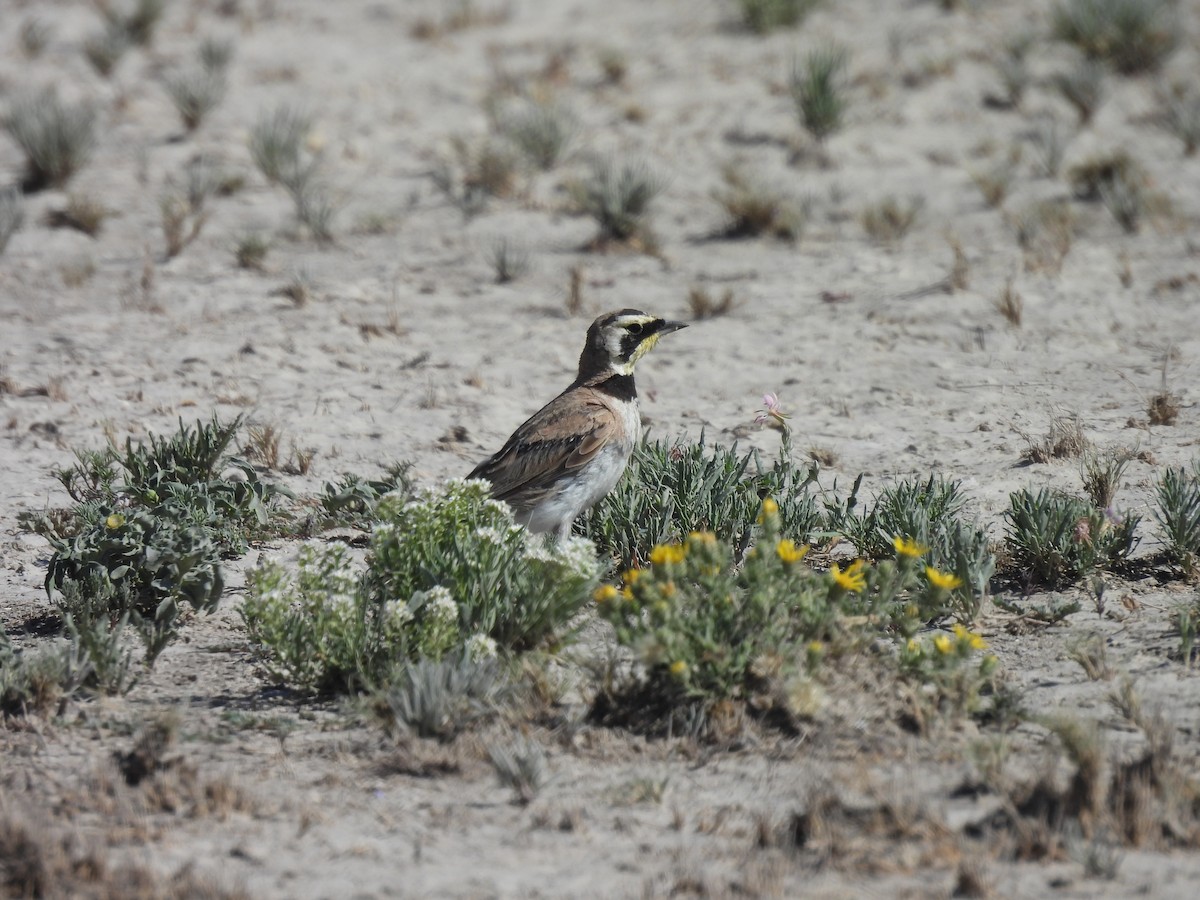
[
  {"left": 381, "top": 598, "right": 413, "bottom": 628},
  {"left": 555, "top": 535, "right": 602, "bottom": 579},
  {"left": 473, "top": 526, "right": 511, "bottom": 546},
  {"left": 465, "top": 633, "right": 498, "bottom": 660},
  {"left": 423, "top": 585, "right": 458, "bottom": 624}
]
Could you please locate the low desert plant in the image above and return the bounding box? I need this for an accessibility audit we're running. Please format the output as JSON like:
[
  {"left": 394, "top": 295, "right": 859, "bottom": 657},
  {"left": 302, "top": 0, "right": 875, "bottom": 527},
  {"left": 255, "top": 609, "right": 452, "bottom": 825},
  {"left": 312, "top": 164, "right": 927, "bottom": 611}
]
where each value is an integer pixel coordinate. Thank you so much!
[
  {"left": 1011, "top": 199, "right": 1075, "bottom": 273},
  {"left": 83, "top": 22, "right": 130, "bottom": 77},
  {"left": 19, "top": 19, "right": 52, "bottom": 57},
  {"left": 290, "top": 181, "right": 338, "bottom": 243},
  {"left": 432, "top": 135, "right": 519, "bottom": 218},
  {"left": 1160, "top": 85, "right": 1200, "bottom": 156},
  {"left": 318, "top": 462, "right": 415, "bottom": 528},
  {"left": 993, "top": 32, "right": 1036, "bottom": 108},
  {"left": 899, "top": 624, "right": 999, "bottom": 726},
  {"left": 249, "top": 105, "right": 314, "bottom": 188},
  {"left": 860, "top": 194, "right": 924, "bottom": 243},
  {"left": 243, "top": 480, "right": 599, "bottom": 693},
  {"left": 686, "top": 285, "right": 737, "bottom": 320},
  {"left": 234, "top": 232, "right": 270, "bottom": 270},
  {"left": 198, "top": 36, "right": 236, "bottom": 74},
  {"left": 1052, "top": 0, "right": 1178, "bottom": 74},
  {"left": 1080, "top": 446, "right": 1134, "bottom": 510},
  {"left": 1068, "top": 150, "right": 1140, "bottom": 201},
  {"left": 969, "top": 155, "right": 1017, "bottom": 209},
  {"left": 104, "top": 0, "right": 166, "bottom": 47},
  {"left": 1054, "top": 59, "right": 1107, "bottom": 124},
  {"left": 498, "top": 100, "right": 577, "bottom": 170},
  {"left": 1020, "top": 414, "right": 1088, "bottom": 463},
  {"left": 163, "top": 67, "right": 227, "bottom": 133},
  {"left": 3, "top": 90, "right": 98, "bottom": 191},
  {"left": 790, "top": 45, "right": 849, "bottom": 144},
  {"left": 713, "top": 165, "right": 804, "bottom": 239},
  {"left": 570, "top": 157, "right": 663, "bottom": 249},
  {"left": 488, "top": 733, "right": 547, "bottom": 804},
  {"left": 1029, "top": 115, "right": 1069, "bottom": 177},
  {"left": 0, "top": 632, "right": 86, "bottom": 718},
  {"left": 374, "top": 653, "right": 506, "bottom": 742},
  {"left": 1154, "top": 466, "right": 1200, "bottom": 576},
  {"left": 995, "top": 278, "right": 1023, "bottom": 327},
  {"left": 45, "top": 193, "right": 108, "bottom": 237},
  {"left": 0, "top": 186, "right": 23, "bottom": 255},
  {"left": 487, "top": 235, "right": 531, "bottom": 283},
  {"left": 1005, "top": 488, "right": 1140, "bottom": 586},
  {"left": 737, "top": 0, "right": 821, "bottom": 33},
  {"left": 160, "top": 191, "right": 207, "bottom": 259}
]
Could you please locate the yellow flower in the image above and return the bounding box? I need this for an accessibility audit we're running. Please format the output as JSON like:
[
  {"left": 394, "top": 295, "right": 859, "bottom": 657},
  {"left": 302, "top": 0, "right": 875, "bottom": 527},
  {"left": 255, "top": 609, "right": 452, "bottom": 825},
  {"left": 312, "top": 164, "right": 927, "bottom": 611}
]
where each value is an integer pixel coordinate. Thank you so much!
[
  {"left": 776, "top": 538, "right": 810, "bottom": 564},
  {"left": 933, "top": 634, "right": 953, "bottom": 655},
  {"left": 649, "top": 543, "right": 686, "bottom": 566},
  {"left": 593, "top": 584, "right": 619, "bottom": 604},
  {"left": 953, "top": 623, "right": 987, "bottom": 651},
  {"left": 105, "top": 513, "right": 125, "bottom": 530},
  {"left": 925, "top": 566, "right": 963, "bottom": 591},
  {"left": 807, "top": 640, "right": 825, "bottom": 656},
  {"left": 622, "top": 568, "right": 643, "bottom": 585},
  {"left": 669, "top": 660, "right": 689, "bottom": 677},
  {"left": 757, "top": 498, "right": 779, "bottom": 523},
  {"left": 892, "top": 536, "right": 928, "bottom": 558},
  {"left": 687, "top": 531, "right": 717, "bottom": 546},
  {"left": 830, "top": 559, "right": 867, "bottom": 593},
  {"left": 660, "top": 580, "right": 677, "bottom": 599},
  {"left": 906, "top": 638, "right": 921, "bottom": 655}
]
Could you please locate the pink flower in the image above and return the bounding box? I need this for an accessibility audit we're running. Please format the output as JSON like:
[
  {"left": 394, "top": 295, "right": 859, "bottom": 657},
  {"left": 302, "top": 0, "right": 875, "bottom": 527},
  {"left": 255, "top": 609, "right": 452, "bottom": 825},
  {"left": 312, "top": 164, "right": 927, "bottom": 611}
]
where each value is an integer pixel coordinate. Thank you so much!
[{"left": 754, "top": 392, "right": 790, "bottom": 430}]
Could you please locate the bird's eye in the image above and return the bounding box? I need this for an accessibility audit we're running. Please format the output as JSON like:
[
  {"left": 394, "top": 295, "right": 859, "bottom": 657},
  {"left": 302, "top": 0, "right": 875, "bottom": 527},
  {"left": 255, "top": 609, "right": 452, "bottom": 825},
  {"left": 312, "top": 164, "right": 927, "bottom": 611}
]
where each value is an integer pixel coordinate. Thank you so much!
[{"left": 627, "top": 322, "right": 644, "bottom": 335}]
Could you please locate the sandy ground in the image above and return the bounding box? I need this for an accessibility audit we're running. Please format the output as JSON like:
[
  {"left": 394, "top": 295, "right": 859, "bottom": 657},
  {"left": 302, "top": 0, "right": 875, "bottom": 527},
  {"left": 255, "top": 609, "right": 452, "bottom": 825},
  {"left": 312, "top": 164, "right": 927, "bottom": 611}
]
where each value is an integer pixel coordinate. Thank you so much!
[{"left": 3, "top": 0, "right": 1200, "bottom": 896}]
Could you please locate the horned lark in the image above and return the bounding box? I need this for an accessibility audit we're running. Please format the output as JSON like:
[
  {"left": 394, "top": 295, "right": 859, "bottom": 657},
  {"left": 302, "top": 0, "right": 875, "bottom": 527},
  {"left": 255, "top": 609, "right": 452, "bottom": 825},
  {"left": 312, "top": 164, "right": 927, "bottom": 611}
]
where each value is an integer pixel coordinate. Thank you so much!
[{"left": 469, "top": 309, "right": 686, "bottom": 540}]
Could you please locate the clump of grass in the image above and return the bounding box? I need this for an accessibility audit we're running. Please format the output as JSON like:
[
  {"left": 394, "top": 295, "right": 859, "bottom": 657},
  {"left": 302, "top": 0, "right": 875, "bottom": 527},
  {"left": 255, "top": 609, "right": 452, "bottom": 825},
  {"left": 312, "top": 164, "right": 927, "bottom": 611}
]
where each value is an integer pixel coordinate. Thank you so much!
[
  {"left": 0, "top": 186, "right": 24, "bottom": 255},
  {"left": 498, "top": 100, "right": 577, "bottom": 170},
  {"left": 1005, "top": 488, "right": 1139, "bottom": 587},
  {"left": 275, "top": 269, "right": 314, "bottom": 306},
  {"left": 234, "top": 233, "right": 269, "bottom": 270},
  {"left": 160, "top": 190, "right": 207, "bottom": 259},
  {"left": 163, "top": 68, "right": 228, "bottom": 133},
  {"left": 738, "top": 0, "right": 822, "bottom": 34},
  {"left": 3, "top": 90, "right": 98, "bottom": 192},
  {"left": 198, "top": 36, "right": 236, "bottom": 73},
  {"left": 969, "top": 153, "right": 1018, "bottom": 209},
  {"left": 1020, "top": 414, "right": 1089, "bottom": 463},
  {"left": 291, "top": 181, "right": 339, "bottom": 243},
  {"left": 570, "top": 157, "right": 664, "bottom": 250},
  {"left": 994, "top": 277, "right": 1023, "bottom": 327},
  {"left": 860, "top": 194, "right": 923, "bottom": 243},
  {"left": 1052, "top": 0, "right": 1178, "bottom": 74},
  {"left": 790, "top": 45, "right": 849, "bottom": 144},
  {"left": 993, "top": 31, "right": 1036, "bottom": 108},
  {"left": 713, "top": 165, "right": 805, "bottom": 240},
  {"left": 487, "top": 236, "right": 531, "bottom": 283},
  {"left": 432, "top": 135, "right": 519, "bottom": 218},
  {"left": 1080, "top": 446, "right": 1134, "bottom": 510},
  {"left": 104, "top": 0, "right": 166, "bottom": 47},
  {"left": 45, "top": 193, "right": 109, "bottom": 237},
  {"left": 488, "top": 734, "right": 547, "bottom": 805},
  {"left": 249, "top": 105, "right": 313, "bottom": 188},
  {"left": 1160, "top": 85, "right": 1200, "bottom": 157},
  {"left": 1054, "top": 58, "right": 1106, "bottom": 125},
  {"left": 686, "top": 286, "right": 737, "bottom": 320},
  {"left": 1154, "top": 466, "right": 1200, "bottom": 576},
  {"left": 1029, "top": 115, "right": 1069, "bottom": 177},
  {"left": 0, "top": 632, "right": 86, "bottom": 718},
  {"left": 1010, "top": 199, "right": 1075, "bottom": 273},
  {"left": 83, "top": 23, "right": 130, "bottom": 77}
]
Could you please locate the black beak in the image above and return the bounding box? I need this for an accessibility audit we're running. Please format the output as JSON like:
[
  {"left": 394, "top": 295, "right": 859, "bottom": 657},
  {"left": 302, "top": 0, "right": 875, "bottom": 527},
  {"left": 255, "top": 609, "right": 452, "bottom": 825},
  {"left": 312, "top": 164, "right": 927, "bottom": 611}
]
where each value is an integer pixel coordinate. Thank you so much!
[{"left": 656, "top": 320, "right": 688, "bottom": 335}]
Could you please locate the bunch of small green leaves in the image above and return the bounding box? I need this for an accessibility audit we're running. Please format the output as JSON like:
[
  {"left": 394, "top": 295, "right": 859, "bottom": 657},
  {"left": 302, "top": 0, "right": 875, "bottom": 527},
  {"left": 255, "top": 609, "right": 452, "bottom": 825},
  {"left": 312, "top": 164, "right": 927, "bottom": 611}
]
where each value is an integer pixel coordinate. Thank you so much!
[
  {"left": 0, "top": 630, "right": 86, "bottom": 719},
  {"left": 1005, "top": 488, "right": 1140, "bottom": 587},
  {"left": 1154, "top": 465, "right": 1200, "bottom": 577},
  {"left": 594, "top": 501, "right": 971, "bottom": 725},
  {"left": 243, "top": 480, "right": 598, "bottom": 693},
  {"left": 827, "top": 475, "right": 995, "bottom": 621},
  {"left": 318, "top": 461, "right": 414, "bottom": 529},
  {"left": 578, "top": 433, "right": 822, "bottom": 571},
  {"left": 898, "top": 623, "right": 999, "bottom": 730}
]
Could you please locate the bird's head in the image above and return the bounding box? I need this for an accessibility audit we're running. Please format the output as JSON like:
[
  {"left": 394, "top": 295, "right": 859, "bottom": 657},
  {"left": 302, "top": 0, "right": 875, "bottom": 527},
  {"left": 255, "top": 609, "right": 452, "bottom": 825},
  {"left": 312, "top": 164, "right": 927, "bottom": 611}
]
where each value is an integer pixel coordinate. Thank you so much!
[{"left": 580, "top": 309, "right": 687, "bottom": 378}]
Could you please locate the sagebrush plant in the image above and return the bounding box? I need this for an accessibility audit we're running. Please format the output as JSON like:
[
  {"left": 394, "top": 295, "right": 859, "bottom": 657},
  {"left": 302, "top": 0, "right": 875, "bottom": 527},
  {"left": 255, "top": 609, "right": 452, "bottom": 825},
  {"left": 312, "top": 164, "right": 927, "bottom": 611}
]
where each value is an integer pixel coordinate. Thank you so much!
[
  {"left": 1052, "top": 0, "right": 1178, "bottom": 74},
  {"left": 243, "top": 480, "right": 599, "bottom": 693},
  {"left": 595, "top": 500, "right": 983, "bottom": 729},
  {"left": 578, "top": 433, "right": 821, "bottom": 571},
  {"left": 498, "top": 99, "right": 577, "bottom": 170},
  {"left": 3, "top": 90, "right": 98, "bottom": 191},
  {"left": 373, "top": 653, "right": 506, "bottom": 741},
  {"left": 571, "top": 157, "right": 663, "bottom": 249},
  {"left": 790, "top": 45, "right": 849, "bottom": 144},
  {"left": 1155, "top": 466, "right": 1200, "bottom": 576},
  {"left": 1005, "top": 488, "right": 1140, "bottom": 587}
]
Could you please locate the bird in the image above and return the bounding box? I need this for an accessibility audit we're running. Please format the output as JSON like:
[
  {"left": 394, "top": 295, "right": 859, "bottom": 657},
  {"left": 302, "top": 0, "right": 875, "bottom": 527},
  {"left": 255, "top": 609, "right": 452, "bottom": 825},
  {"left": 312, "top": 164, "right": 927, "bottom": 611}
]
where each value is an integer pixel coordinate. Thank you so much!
[{"left": 468, "top": 309, "right": 687, "bottom": 541}]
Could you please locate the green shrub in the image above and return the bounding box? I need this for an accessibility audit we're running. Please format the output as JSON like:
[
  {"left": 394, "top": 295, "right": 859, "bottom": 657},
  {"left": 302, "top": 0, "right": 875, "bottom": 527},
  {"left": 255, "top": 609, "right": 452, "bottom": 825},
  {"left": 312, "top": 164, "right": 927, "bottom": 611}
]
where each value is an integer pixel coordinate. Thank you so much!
[
  {"left": 1052, "top": 0, "right": 1178, "bottom": 74},
  {"left": 1155, "top": 466, "right": 1200, "bottom": 576},
  {"left": 1005, "top": 488, "right": 1140, "bottom": 586},
  {"left": 0, "top": 632, "right": 83, "bottom": 718},
  {"left": 594, "top": 501, "right": 974, "bottom": 731},
  {"left": 318, "top": 462, "right": 415, "bottom": 528},
  {"left": 374, "top": 653, "right": 506, "bottom": 741},
  {"left": 243, "top": 480, "right": 599, "bottom": 693},
  {"left": 570, "top": 157, "right": 663, "bottom": 247},
  {"left": 3, "top": 90, "right": 97, "bottom": 191},
  {"left": 899, "top": 624, "right": 999, "bottom": 727},
  {"left": 578, "top": 434, "right": 821, "bottom": 571},
  {"left": 790, "top": 45, "right": 849, "bottom": 143}
]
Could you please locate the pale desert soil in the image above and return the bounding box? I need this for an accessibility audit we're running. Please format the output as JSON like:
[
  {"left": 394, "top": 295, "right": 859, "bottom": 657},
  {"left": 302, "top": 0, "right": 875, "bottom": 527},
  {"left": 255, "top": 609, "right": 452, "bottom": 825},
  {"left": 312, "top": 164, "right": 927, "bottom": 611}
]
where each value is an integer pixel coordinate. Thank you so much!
[{"left": 2, "top": 0, "right": 1200, "bottom": 897}]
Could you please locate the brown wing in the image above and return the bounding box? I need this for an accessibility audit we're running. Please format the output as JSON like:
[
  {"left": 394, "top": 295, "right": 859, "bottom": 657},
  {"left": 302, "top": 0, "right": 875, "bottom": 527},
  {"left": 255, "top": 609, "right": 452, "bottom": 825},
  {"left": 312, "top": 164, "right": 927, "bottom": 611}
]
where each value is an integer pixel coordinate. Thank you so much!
[{"left": 468, "top": 388, "right": 621, "bottom": 512}]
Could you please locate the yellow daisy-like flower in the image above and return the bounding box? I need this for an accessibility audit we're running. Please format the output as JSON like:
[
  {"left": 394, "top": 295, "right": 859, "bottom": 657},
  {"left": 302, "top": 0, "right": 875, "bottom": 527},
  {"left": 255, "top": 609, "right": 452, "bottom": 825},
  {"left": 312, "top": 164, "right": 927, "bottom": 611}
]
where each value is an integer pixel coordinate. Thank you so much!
[
  {"left": 925, "top": 566, "right": 963, "bottom": 591},
  {"left": 669, "top": 660, "right": 689, "bottom": 677},
  {"left": 952, "top": 623, "right": 987, "bottom": 651},
  {"left": 687, "top": 531, "right": 717, "bottom": 546},
  {"left": 906, "top": 637, "right": 921, "bottom": 655},
  {"left": 933, "top": 634, "right": 954, "bottom": 655},
  {"left": 649, "top": 543, "right": 686, "bottom": 566},
  {"left": 807, "top": 640, "right": 824, "bottom": 656},
  {"left": 757, "top": 498, "right": 779, "bottom": 523},
  {"left": 830, "top": 559, "right": 867, "bottom": 593},
  {"left": 776, "top": 538, "right": 810, "bottom": 564},
  {"left": 622, "top": 568, "right": 643, "bottom": 585},
  {"left": 892, "top": 536, "right": 928, "bottom": 558},
  {"left": 593, "top": 584, "right": 619, "bottom": 604},
  {"left": 660, "top": 580, "right": 677, "bottom": 599},
  {"left": 105, "top": 513, "right": 126, "bottom": 530}
]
